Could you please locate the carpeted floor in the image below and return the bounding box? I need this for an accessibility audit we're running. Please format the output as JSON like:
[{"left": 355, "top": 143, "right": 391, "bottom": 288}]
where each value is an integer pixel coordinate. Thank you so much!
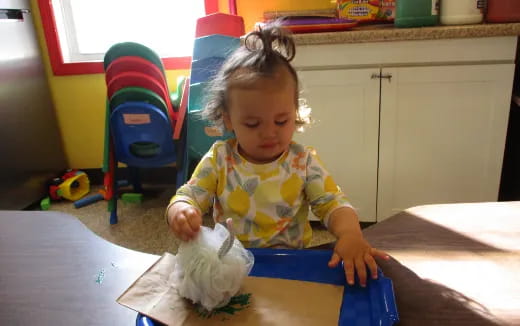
[{"left": 47, "top": 184, "right": 336, "bottom": 255}]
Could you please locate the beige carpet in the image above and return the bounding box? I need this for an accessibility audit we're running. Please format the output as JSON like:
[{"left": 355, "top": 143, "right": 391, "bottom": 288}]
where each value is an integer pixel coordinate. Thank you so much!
[{"left": 47, "top": 184, "right": 335, "bottom": 255}]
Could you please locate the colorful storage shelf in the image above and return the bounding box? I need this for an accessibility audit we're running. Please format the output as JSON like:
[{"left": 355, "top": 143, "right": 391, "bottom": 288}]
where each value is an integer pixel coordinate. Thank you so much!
[{"left": 178, "top": 14, "right": 243, "bottom": 184}]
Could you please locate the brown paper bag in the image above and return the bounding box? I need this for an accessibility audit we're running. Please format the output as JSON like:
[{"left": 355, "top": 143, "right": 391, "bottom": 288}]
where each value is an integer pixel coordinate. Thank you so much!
[{"left": 117, "top": 253, "right": 343, "bottom": 326}]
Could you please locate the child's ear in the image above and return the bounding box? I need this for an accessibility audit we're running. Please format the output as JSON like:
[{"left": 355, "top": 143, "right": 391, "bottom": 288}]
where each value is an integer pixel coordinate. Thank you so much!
[{"left": 223, "top": 112, "right": 233, "bottom": 131}]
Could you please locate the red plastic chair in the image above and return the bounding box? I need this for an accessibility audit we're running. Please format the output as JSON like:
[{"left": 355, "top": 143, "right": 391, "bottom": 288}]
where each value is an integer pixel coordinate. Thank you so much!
[
  {"left": 106, "top": 71, "right": 176, "bottom": 123},
  {"left": 173, "top": 77, "right": 189, "bottom": 140},
  {"left": 105, "top": 56, "right": 167, "bottom": 88}
]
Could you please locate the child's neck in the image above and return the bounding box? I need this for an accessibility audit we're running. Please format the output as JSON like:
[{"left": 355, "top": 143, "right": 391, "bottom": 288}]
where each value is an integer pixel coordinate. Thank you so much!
[{"left": 237, "top": 144, "right": 285, "bottom": 164}]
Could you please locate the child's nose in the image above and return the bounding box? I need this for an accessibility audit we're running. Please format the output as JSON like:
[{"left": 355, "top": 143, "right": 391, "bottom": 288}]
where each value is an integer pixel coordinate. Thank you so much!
[{"left": 261, "top": 122, "right": 277, "bottom": 137}]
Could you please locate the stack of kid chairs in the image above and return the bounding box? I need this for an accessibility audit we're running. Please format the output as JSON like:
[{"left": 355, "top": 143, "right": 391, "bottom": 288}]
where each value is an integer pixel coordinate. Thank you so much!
[
  {"left": 102, "top": 42, "right": 189, "bottom": 224},
  {"left": 180, "top": 13, "right": 245, "bottom": 184}
]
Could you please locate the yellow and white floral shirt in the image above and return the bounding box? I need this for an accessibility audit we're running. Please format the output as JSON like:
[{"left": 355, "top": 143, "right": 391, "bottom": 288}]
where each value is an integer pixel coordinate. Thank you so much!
[{"left": 170, "top": 139, "right": 352, "bottom": 248}]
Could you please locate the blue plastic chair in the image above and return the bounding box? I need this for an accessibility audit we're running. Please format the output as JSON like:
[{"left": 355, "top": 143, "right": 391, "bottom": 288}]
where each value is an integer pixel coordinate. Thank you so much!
[
  {"left": 106, "top": 101, "right": 179, "bottom": 224},
  {"left": 105, "top": 86, "right": 187, "bottom": 224},
  {"left": 110, "top": 102, "right": 176, "bottom": 167}
]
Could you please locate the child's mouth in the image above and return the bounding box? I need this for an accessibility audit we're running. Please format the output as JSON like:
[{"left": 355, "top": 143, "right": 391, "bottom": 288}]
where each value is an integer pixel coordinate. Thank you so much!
[{"left": 259, "top": 143, "right": 277, "bottom": 149}]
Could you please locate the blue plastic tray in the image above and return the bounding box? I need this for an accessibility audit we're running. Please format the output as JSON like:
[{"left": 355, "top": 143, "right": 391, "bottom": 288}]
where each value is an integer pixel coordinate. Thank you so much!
[{"left": 136, "top": 248, "right": 399, "bottom": 326}]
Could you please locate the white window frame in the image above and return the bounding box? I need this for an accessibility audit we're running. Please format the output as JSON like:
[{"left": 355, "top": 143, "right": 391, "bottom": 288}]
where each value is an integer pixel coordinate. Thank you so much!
[{"left": 50, "top": 0, "right": 206, "bottom": 64}]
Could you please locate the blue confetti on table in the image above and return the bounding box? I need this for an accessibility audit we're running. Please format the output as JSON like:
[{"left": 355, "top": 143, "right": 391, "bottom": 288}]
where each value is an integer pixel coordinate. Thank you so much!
[{"left": 95, "top": 268, "right": 106, "bottom": 284}]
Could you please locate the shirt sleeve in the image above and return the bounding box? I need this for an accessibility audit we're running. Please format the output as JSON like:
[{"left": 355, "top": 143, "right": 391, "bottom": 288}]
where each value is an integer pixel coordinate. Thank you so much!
[
  {"left": 168, "top": 145, "right": 219, "bottom": 216},
  {"left": 303, "top": 148, "right": 352, "bottom": 228}
]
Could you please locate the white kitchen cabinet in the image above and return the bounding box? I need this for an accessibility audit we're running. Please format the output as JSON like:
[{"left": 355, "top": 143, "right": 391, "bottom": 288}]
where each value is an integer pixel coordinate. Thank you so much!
[
  {"left": 293, "top": 36, "right": 516, "bottom": 222},
  {"left": 378, "top": 64, "right": 514, "bottom": 219},
  {"left": 294, "top": 69, "right": 380, "bottom": 222}
]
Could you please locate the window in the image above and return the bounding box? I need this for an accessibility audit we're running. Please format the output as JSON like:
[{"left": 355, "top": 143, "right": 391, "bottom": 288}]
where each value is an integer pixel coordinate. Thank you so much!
[{"left": 38, "top": 0, "right": 218, "bottom": 75}]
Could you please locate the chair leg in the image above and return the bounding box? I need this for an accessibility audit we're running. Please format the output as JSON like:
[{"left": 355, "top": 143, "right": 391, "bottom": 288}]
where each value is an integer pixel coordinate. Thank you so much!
[
  {"left": 102, "top": 100, "right": 111, "bottom": 173},
  {"left": 176, "top": 165, "right": 185, "bottom": 190},
  {"left": 108, "top": 138, "right": 118, "bottom": 225},
  {"left": 109, "top": 167, "right": 118, "bottom": 225},
  {"left": 109, "top": 199, "right": 118, "bottom": 225},
  {"left": 180, "top": 153, "right": 191, "bottom": 187},
  {"left": 129, "top": 166, "right": 143, "bottom": 193}
]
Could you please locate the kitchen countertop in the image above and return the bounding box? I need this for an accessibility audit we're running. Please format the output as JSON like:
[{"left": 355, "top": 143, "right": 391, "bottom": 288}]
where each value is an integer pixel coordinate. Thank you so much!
[{"left": 293, "top": 22, "right": 520, "bottom": 45}]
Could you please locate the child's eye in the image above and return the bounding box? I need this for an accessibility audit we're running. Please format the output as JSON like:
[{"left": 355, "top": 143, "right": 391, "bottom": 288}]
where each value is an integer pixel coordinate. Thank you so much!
[
  {"left": 275, "top": 120, "right": 288, "bottom": 126},
  {"left": 244, "top": 122, "right": 259, "bottom": 128}
]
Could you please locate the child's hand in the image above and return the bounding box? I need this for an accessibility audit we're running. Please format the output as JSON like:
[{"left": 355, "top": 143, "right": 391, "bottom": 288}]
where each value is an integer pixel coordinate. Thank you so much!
[
  {"left": 167, "top": 202, "right": 202, "bottom": 241},
  {"left": 328, "top": 233, "right": 389, "bottom": 287}
]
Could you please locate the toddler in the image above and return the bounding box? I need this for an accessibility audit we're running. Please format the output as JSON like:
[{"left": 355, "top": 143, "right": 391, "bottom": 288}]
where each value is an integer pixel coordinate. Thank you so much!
[{"left": 167, "top": 23, "right": 389, "bottom": 287}]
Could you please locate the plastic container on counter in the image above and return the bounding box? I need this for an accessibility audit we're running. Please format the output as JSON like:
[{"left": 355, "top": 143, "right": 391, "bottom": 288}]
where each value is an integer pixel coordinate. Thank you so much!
[
  {"left": 441, "top": 0, "right": 484, "bottom": 25},
  {"left": 487, "top": 0, "right": 520, "bottom": 23},
  {"left": 395, "top": 0, "right": 440, "bottom": 28}
]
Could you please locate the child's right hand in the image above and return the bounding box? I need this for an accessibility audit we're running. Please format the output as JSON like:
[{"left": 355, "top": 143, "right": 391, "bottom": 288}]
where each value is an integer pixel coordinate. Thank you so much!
[{"left": 167, "top": 202, "right": 202, "bottom": 241}]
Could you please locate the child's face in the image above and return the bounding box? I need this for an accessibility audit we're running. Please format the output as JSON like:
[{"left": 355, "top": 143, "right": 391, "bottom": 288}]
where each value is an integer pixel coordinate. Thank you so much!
[{"left": 224, "top": 67, "right": 297, "bottom": 164}]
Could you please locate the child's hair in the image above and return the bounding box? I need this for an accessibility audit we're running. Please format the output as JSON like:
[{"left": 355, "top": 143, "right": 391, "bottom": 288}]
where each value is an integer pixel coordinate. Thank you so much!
[{"left": 202, "top": 22, "right": 311, "bottom": 131}]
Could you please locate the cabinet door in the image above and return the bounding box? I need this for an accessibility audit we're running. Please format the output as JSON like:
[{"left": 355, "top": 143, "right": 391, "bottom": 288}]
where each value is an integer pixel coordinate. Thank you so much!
[
  {"left": 294, "top": 69, "right": 380, "bottom": 222},
  {"left": 378, "top": 64, "right": 515, "bottom": 220}
]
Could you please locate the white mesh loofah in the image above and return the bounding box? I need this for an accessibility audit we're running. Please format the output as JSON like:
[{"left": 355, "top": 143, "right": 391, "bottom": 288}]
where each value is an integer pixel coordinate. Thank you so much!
[{"left": 173, "top": 220, "right": 254, "bottom": 311}]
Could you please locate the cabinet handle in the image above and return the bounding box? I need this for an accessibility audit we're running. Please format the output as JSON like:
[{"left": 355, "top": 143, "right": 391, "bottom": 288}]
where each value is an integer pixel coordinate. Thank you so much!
[
  {"left": 370, "top": 73, "right": 393, "bottom": 82},
  {"left": 381, "top": 73, "right": 392, "bottom": 82}
]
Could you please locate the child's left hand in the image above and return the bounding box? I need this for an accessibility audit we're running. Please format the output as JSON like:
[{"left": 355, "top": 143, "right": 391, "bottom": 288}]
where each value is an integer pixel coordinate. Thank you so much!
[{"left": 328, "top": 233, "right": 389, "bottom": 287}]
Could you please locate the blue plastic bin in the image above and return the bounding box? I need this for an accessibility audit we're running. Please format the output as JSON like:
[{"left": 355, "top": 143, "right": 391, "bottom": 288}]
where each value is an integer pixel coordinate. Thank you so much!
[{"left": 136, "top": 249, "right": 399, "bottom": 326}]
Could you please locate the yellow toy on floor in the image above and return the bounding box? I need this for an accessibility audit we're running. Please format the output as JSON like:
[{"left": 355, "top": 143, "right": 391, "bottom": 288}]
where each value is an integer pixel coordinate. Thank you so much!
[{"left": 49, "top": 170, "right": 90, "bottom": 201}]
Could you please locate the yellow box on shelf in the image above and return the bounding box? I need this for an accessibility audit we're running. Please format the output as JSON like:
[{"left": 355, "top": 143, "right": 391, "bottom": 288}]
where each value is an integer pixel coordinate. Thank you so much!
[{"left": 337, "top": 0, "right": 395, "bottom": 22}]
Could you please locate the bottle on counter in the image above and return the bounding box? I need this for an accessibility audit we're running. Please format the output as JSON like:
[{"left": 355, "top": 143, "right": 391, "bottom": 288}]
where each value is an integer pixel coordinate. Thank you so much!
[
  {"left": 395, "top": 0, "right": 440, "bottom": 28},
  {"left": 487, "top": 0, "right": 520, "bottom": 23},
  {"left": 441, "top": 0, "right": 485, "bottom": 25}
]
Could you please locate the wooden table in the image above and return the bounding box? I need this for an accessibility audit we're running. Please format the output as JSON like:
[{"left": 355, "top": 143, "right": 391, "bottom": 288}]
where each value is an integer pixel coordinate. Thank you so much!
[
  {"left": 363, "top": 201, "right": 520, "bottom": 326},
  {"left": 0, "top": 211, "right": 158, "bottom": 325},
  {"left": 1, "top": 202, "right": 519, "bottom": 325}
]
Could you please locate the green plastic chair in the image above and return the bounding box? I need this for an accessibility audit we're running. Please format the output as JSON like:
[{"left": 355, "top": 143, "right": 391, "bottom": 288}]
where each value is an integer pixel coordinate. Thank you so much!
[
  {"left": 110, "top": 87, "right": 168, "bottom": 114},
  {"left": 104, "top": 42, "right": 165, "bottom": 74},
  {"left": 171, "top": 76, "right": 187, "bottom": 109}
]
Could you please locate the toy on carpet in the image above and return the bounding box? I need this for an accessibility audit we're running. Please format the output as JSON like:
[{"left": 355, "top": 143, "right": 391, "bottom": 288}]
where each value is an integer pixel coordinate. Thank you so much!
[
  {"left": 73, "top": 193, "right": 104, "bottom": 208},
  {"left": 40, "top": 197, "right": 51, "bottom": 210},
  {"left": 121, "top": 192, "right": 143, "bottom": 204},
  {"left": 73, "top": 179, "right": 130, "bottom": 208},
  {"left": 41, "top": 169, "right": 90, "bottom": 210},
  {"left": 49, "top": 170, "right": 90, "bottom": 201},
  {"left": 173, "top": 218, "right": 254, "bottom": 312}
]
